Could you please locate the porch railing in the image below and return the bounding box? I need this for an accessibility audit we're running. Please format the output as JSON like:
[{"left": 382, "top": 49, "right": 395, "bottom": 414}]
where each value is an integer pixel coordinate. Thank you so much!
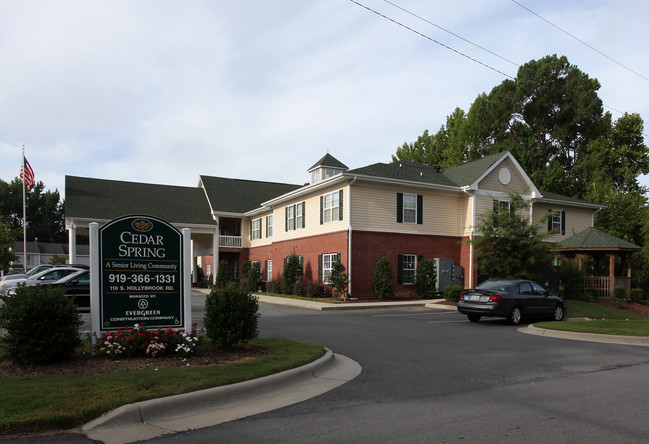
[
  {"left": 219, "top": 235, "right": 242, "bottom": 248},
  {"left": 583, "top": 276, "right": 631, "bottom": 299}
]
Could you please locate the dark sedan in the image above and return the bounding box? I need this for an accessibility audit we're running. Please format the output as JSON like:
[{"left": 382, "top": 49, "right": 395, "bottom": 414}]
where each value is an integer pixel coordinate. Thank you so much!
[{"left": 457, "top": 279, "right": 564, "bottom": 325}]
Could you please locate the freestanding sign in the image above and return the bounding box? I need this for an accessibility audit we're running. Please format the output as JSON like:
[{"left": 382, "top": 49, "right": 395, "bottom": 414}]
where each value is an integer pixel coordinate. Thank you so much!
[{"left": 97, "top": 215, "right": 184, "bottom": 330}]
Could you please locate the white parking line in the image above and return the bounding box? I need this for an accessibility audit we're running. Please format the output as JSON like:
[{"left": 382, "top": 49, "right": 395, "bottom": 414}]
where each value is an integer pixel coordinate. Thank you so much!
[
  {"left": 373, "top": 311, "right": 462, "bottom": 318},
  {"left": 427, "top": 320, "right": 467, "bottom": 324}
]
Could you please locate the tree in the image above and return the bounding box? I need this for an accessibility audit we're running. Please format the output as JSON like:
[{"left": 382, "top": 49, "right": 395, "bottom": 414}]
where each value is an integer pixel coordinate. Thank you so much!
[
  {"left": 371, "top": 257, "right": 394, "bottom": 300},
  {"left": 246, "top": 261, "right": 262, "bottom": 293},
  {"left": 472, "top": 193, "right": 553, "bottom": 280},
  {"left": 0, "top": 220, "right": 19, "bottom": 273},
  {"left": 282, "top": 253, "right": 303, "bottom": 295},
  {"left": 214, "top": 259, "right": 230, "bottom": 289},
  {"left": 329, "top": 260, "right": 348, "bottom": 300},
  {"left": 0, "top": 178, "right": 66, "bottom": 243},
  {"left": 394, "top": 55, "right": 648, "bottom": 200},
  {"left": 415, "top": 258, "right": 437, "bottom": 299},
  {"left": 204, "top": 283, "right": 259, "bottom": 349}
]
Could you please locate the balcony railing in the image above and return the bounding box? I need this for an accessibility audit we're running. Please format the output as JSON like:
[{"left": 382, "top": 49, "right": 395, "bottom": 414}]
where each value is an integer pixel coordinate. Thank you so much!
[{"left": 219, "top": 235, "right": 242, "bottom": 248}]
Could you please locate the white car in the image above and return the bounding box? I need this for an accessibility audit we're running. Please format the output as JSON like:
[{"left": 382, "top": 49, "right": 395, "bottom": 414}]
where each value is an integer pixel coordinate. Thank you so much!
[{"left": 0, "top": 266, "right": 87, "bottom": 298}]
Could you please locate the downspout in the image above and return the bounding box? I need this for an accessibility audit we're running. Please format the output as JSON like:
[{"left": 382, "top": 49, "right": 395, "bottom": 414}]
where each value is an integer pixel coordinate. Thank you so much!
[
  {"left": 462, "top": 186, "right": 475, "bottom": 288},
  {"left": 347, "top": 176, "right": 357, "bottom": 299},
  {"left": 212, "top": 215, "right": 220, "bottom": 286}
]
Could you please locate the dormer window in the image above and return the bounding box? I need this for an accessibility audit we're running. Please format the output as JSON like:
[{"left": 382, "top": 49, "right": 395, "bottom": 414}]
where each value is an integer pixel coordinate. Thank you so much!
[{"left": 308, "top": 153, "right": 348, "bottom": 184}]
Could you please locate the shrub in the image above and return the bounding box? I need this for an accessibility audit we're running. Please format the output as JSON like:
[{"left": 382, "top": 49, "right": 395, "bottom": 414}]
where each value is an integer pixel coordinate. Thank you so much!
[
  {"left": 560, "top": 257, "right": 585, "bottom": 299},
  {"left": 283, "top": 254, "right": 303, "bottom": 295},
  {"left": 268, "top": 279, "right": 283, "bottom": 294},
  {"left": 415, "top": 258, "right": 437, "bottom": 299},
  {"left": 240, "top": 261, "right": 251, "bottom": 280},
  {"left": 0, "top": 285, "right": 82, "bottom": 365},
  {"left": 583, "top": 289, "right": 598, "bottom": 302},
  {"left": 612, "top": 286, "right": 627, "bottom": 305},
  {"left": 247, "top": 262, "right": 262, "bottom": 293},
  {"left": 630, "top": 288, "right": 644, "bottom": 303},
  {"left": 329, "top": 260, "right": 348, "bottom": 300},
  {"left": 214, "top": 259, "right": 231, "bottom": 289},
  {"left": 204, "top": 283, "right": 260, "bottom": 349},
  {"left": 305, "top": 281, "right": 326, "bottom": 298},
  {"left": 444, "top": 285, "right": 462, "bottom": 303},
  {"left": 371, "top": 257, "right": 394, "bottom": 301}
]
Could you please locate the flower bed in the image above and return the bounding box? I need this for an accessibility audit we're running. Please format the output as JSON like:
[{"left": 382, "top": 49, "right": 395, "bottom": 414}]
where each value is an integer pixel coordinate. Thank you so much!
[{"left": 95, "top": 323, "right": 202, "bottom": 359}]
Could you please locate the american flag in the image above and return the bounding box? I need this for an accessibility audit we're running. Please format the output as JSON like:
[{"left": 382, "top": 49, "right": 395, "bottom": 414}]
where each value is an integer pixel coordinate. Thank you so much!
[{"left": 20, "top": 157, "right": 35, "bottom": 188}]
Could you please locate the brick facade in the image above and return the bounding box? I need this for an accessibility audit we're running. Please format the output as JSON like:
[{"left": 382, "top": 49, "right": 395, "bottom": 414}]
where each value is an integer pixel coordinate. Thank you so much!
[
  {"left": 350, "top": 230, "right": 466, "bottom": 299},
  {"left": 248, "top": 230, "right": 349, "bottom": 283}
]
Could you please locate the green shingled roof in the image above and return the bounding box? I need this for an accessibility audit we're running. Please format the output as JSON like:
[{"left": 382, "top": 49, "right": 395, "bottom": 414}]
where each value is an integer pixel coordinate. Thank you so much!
[
  {"left": 199, "top": 176, "right": 302, "bottom": 214},
  {"left": 347, "top": 152, "right": 507, "bottom": 188},
  {"left": 65, "top": 176, "right": 216, "bottom": 225},
  {"left": 557, "top": 227, "right": 640, "bottom": 251}
]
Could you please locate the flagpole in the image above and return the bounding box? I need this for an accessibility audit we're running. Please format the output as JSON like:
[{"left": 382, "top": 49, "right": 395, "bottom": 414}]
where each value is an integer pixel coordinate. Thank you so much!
[{"left": 22, "top": 145, "right": 27, "bottom": 273}]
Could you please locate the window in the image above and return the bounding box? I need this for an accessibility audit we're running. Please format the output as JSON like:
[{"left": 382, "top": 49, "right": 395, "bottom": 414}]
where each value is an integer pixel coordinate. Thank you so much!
[
  {"left": 266, "top": 215, "right": 274, "bottom": 237},
  {"left": 548, "top": 210, "right": 566, "bottom": 235},
  {"left": 321, "top": 190, "right": 343, "bottom": 224},
  {"left": 321, "top": 253, "right": 340, "bottom": 284},
  {"left": 266, "top": 259, "right": 272, "bottom": 282},
  {"left": 251, "top": 218, "right": 261, "bottom": 240},
  {"left": 398, "top": 254, "right": 417, "bottom": 284},
  {"left": 324, "top": 168, "right": 341, "bottom": 179},
  {"left": 311, "top": 169, "right": 320, "bottom": 184},
  {"left": 285, "top": 202, "right": 305, "bottom": 231},
  {"left": 493, "top": 200, "right": 511, "bottom": 213},
  {"left": 397, "top": 193, "right": 423, "bottom": 224}
]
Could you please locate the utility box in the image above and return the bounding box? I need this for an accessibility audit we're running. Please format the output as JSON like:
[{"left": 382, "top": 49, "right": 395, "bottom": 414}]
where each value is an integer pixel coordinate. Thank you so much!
[
  {"left": 452, "top": 265, "right": 464, "bottom": 288},
  {"left": 434, "top": 257, "right": 454, "bottom": 293}
]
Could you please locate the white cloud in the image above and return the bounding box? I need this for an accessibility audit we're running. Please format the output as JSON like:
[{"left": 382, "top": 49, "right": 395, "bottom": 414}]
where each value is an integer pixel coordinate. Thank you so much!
[{"left": 0, "top": 0, "right": 647, "bottom": 194}]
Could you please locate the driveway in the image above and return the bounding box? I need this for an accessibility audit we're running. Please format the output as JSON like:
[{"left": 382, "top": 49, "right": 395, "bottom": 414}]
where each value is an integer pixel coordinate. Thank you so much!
[{"left": 147, "top": 302, "right": 649, "bottom": 443}]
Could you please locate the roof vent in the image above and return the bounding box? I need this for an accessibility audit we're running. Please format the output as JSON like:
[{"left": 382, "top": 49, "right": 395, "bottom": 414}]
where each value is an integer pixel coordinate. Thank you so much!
[
  {"left": 434, "top": 165, "right": 441, "bottom": 173},
  {"left": 399, "top": 163, "right": 402, "bottom": 168},
  {"left": 420, "top": 172, "right": 423, "bottom": 177}
]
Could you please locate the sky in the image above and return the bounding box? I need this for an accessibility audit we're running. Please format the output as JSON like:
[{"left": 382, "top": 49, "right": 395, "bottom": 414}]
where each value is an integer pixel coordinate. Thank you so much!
[{"left": 1, "top": 0, "right": 648, "bottom": 197}]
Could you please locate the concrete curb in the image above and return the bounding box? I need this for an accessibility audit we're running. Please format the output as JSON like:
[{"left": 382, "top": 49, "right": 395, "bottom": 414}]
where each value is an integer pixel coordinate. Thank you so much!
[
  {"left": 257, "top": 294, "right": 456, "bottom": 311},
  {"left": 83, "top": 348, "right": 361, "bottom": 443},
  {"left": 519, "top": 324, "right": 649, "bottom": 346}
]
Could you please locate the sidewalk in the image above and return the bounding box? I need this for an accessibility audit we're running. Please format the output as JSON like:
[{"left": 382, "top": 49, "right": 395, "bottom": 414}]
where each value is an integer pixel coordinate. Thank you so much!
[
  {"left": 83, "top": 348, "right": 361, "bottom": 444},
  {"left": 256, "top": 293, "right": 458, "bottom": 311},
  {"left": 519, "top": 324, "right": 649, "bottom": 346}
]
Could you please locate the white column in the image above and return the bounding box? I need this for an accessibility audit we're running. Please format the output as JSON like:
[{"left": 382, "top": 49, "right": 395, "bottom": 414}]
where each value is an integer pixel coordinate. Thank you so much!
[
  {"left": 68, "top": 222, "right": 77, "bottom": 264},
  {"left": 183, "top": 228, "right": 192, "bottom": 333},
  {"left": 212, "top": 217, "right": 220, "bottom": 285},
  {"left": 89, "top": 222, "right": 99, "bottom": 352}
]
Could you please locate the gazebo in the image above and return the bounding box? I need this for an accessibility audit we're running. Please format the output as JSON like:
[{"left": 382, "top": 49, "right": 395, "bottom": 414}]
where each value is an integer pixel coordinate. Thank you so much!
[{"left": 553, "top": 227, "right": 641, "bottom": 298}]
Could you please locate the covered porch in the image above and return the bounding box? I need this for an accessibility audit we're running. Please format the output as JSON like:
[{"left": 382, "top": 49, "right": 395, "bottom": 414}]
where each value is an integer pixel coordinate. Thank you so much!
[{"left": 554, "top": 227, "right": 641, "bottom": 299}]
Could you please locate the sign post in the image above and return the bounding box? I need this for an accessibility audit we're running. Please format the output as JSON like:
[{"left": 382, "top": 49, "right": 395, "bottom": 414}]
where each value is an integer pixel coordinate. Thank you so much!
[{"left": 91, "top": 215, "right": 187, "bottom": 336}]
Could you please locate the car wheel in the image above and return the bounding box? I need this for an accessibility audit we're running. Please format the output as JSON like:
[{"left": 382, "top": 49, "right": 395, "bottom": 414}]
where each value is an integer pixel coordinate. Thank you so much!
[
  {"left": 508, "top": 306, "right": 522, "bottom": 325},
  {"left": 467, "top": 314, "right": 481, "bottom": 323},
  {"left": 552, "top": 304, "right": 564, "bottom": 322}
]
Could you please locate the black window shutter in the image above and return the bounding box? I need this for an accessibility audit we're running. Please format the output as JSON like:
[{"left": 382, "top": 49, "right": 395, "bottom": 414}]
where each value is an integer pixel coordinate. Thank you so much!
[
  {"left": 339, "top": 190, "right": 344, "bottom": 221},
  {"left": 249, "top": 221, "right": 252, "bottom": 240},
  {"left": 493, "top": 200, "right": 498, "bottom": 213},
  {"left": 318, "top": 254, "right": 322, "bottom": 282},
  {"left": 561, "top": 211, "right": 566, "bottom": 235},
  {"left": 417, "top": 195, "right": 423, "bottom": 224},
  {"left": 397, "top": 254, "right": 404, "bottom": 284},
  {"left": 320, "top": 196, "right": 324, "bottom": 225},
  {"left": 547, "top": 212, "right": 553, "bottom": 232},
  {"left": 397, "top": 193, "right": 403, "bottom": 223},
  {"left": 337, "top": 252, "right": 341, "bottom": 263},
  {"left": 301, "top": 202, "right": 306, "bottom": 228},
  {"left": 285, "top": 207, "right": 289, "bottom": 232}
]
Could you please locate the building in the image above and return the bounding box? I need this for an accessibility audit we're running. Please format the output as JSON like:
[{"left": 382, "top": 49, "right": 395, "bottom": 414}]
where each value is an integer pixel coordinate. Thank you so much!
[{"left": 65, "top": 151, "right": 605, "bottom": 299}]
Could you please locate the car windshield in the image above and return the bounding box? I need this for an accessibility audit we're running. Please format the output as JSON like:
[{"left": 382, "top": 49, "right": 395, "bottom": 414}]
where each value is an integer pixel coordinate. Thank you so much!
[{"left": 477, "top": 280, "right": 513, "bottom": 292}]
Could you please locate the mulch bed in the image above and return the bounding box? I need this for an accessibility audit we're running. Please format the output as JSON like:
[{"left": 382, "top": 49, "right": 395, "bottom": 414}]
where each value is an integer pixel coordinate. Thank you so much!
[{"left": 0, "top": 344, "right": 266, "bottom": 378}]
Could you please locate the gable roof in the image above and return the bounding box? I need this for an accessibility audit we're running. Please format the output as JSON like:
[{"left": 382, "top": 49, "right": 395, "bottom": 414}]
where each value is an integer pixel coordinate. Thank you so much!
[
  {"left": 65, "top": 176, "right": 216, "bottom": 225},
  {"left": 199, "top": 176, "right": 302, "bottom": 215},
  {"left": 556, "top": 227, "right": 640, "bottom": 251},
  {"left": 308, "top": 153, "right": 348, "bottom": 172},
  {"left": 347, "top": 160, "right": 457, "bottom": 188}
]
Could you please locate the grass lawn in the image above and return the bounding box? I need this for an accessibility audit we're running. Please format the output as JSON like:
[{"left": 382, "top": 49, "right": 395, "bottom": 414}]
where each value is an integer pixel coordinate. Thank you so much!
[
  {"left": 535, "top": 299, "right": 649, "bottom": 336},
  {"left": 0, "top": 337, "right": 325, "bottom": 437}
]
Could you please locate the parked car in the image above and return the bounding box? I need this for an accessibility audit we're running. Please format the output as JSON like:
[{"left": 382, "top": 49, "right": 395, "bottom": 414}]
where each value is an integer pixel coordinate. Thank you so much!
[
  {"left": 0, "top": 266, "right": 87, "bottom": 298},
  {"left": 4, "top": 269, "right": 90, "bottom": 309},
  {"left": 457, "top": 279, "right": 564, "bottom": 325},
  {"left": 0, "top": 264, "right": 53, "bottom": 282}
]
